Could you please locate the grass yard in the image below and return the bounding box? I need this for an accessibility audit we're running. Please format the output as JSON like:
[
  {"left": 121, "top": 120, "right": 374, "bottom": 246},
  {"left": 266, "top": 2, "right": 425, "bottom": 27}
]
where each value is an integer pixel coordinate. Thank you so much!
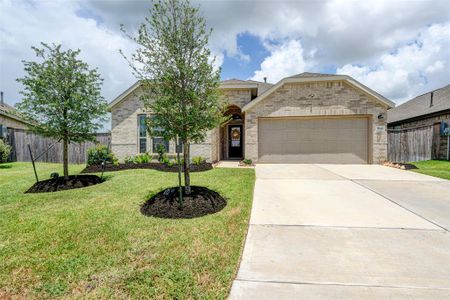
[
  {"left": 411, "top": 160, "right": 450, "bottom": 180},
  {"left": 0, "top": 162, "right": 255, "bottom": 299}
]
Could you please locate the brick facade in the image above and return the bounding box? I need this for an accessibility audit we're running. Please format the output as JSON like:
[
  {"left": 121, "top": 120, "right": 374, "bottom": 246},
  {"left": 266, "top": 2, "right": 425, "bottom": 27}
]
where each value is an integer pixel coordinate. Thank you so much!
[
  {"left": 111, "top": 79, "right": 390, "bottom": 164},
  {"left": 244, "top": 81, "right": 389, "bottom": 163}
]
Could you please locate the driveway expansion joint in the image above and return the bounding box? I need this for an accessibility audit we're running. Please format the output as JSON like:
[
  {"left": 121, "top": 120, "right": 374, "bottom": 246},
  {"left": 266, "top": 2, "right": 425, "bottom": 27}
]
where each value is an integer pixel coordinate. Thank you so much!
[
  {"left": 233, "top": 278, "right": 450, "bottom": 291},
  {"left": 353, "top": 180, "right": 449, "bottom": 232},
  {"left": 248, "top": 223, "right": 446, "bottom": 232}
]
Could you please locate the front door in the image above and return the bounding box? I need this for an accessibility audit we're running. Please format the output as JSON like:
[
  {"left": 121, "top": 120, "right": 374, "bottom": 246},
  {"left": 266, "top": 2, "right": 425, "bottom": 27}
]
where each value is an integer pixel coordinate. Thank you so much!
[{"left": 228, "top": 125, "right": 243, "bottom": 159}]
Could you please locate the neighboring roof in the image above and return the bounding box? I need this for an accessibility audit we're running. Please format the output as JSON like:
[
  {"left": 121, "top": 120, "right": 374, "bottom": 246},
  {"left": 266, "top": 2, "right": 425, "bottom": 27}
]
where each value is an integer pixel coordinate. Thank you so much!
[
  {"left": 387, "top": 84, "right": 450, "bottom": 124},
  {"left": 242, "top": 72, "right": 395, "bottom": 112},
  {"left": 0, "top": 101, "right": 32, "bottom": 125}
]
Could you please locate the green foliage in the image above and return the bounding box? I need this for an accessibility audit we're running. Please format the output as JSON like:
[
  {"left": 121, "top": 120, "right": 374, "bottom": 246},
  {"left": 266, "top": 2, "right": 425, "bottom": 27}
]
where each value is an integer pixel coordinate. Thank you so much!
[
  {"left": 192, "top": 156, "right": 205, "bottom": 166},
  {"left": 161, "top": 155, "right": 170, "bottom": 165},
  {"left": 0, "top": 162, "right": 255, "bottom": 299},
  {"left": 122, "top": 0, "right": 226, "bottom": 193},
  {"left": 16, "top": 43, "right": 107, "bottom": 178},
  {"left": 156, "top": 144, "right": 167, "bottom": 162},
  {"left": 50, "top": 172, "right": 59, "bottom": 180},
  {"left": 124, "top": 156, "right": 134, "bottom": 164},
  {"left": 0, "top": 139, "right": 12, "bottom": 163},
  {"left": 242, "top": 158, "right": 253, "bottom": 165},
  {"left": 165, "top": 159, "right": 175, "bottom": 167},
  {"left": 133, "top": 153, "right": 153, "bottom": 164},
  {"left": 87, "top": 145, "right": 118, "bottom": 166}
]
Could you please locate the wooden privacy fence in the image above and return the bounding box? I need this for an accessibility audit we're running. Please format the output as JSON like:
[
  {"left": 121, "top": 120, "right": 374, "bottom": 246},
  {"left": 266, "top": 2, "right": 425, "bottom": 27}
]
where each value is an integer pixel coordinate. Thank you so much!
[
  {"left": 7, "top": 128, "right": 110, "bottom": 164},
  {"left": 387, "top": 124, "right": 438, "bottom": 162}
]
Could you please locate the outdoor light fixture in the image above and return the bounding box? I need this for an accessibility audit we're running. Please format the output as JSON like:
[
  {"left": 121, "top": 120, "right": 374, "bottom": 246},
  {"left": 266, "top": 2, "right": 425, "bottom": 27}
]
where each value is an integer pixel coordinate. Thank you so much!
[{"left": 378, "top": 113, "right": 385, "bottom": 120}]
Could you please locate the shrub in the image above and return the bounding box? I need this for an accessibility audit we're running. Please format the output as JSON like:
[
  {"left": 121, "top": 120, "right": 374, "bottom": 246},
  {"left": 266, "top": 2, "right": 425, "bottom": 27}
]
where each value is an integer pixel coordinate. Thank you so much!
[
  {"left": 0, "top": 139, "right": 12, "bottom": 163},
  {"left": 133, "top": 153, "right": 152, "bottom": 164},
  {"left": 161, "top": 154, "right": 170, "bottom": 165},
  {"left": 124, "top": 155, "right": 134, "bottom": 164},
  {"left": 156, "top": 144, "right": 167, "bottom": 162},
  {"left": 87, "top": 145, "right": 118, "bottom": 166},
  {"left": 165, "top": 159, "right": 175, "bottom": 167},
  {"left": 242, "top": 158, "right": 252, "bottom": 165},
  {"left": 192, "top": 156, "right": 205, "bottom": 166}
]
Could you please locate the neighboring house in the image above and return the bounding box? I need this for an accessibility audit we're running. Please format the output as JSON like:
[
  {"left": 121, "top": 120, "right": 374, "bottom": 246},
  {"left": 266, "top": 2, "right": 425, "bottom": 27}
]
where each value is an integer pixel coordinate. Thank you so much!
[
  {"left": 0, "top": 92, "right": 31, "bottom": 137},
  {"left": 387, "top": 84, "right": 450, "bottom": 161},
  {"left": 108, "top": 72, "right": 394, "bottom": 164}
]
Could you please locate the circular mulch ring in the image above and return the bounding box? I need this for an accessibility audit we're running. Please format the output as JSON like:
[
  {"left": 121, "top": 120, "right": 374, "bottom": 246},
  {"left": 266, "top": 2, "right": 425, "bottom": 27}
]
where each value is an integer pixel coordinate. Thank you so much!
[
  {"left": 25, "top": 175, "right": 103, "bottom": 193},
  {"left": 140, "top": 186, "right": 227, "bottom": 219}
]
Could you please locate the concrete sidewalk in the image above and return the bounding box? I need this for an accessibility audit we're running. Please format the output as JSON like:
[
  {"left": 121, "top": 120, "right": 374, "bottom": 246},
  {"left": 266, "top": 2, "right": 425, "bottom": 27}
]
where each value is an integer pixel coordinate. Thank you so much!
[{"left": 229, "top": 164, "right": 450, "bottom": 299}]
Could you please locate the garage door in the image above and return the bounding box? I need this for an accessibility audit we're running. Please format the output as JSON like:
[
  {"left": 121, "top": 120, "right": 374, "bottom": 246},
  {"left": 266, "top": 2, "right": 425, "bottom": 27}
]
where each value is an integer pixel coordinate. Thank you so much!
[{"left": 258, "top": 117, "right": 369, "bottom": 164}]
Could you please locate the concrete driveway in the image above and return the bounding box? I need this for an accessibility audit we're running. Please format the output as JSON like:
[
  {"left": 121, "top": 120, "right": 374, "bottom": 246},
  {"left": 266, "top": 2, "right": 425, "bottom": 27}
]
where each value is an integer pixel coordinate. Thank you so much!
[{"left": 229, "top": 164, "right": 450, "bottom": 299}]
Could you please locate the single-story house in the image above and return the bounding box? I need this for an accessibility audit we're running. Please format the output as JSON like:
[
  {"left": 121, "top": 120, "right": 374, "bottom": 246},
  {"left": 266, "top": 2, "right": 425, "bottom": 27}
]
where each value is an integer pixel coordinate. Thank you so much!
[
  {"left": 387, "top": 84, "right": 450, "bottom": 161},
  {"left": 0, "top": 92, "right": 32, "bottom": 138},
  {"left": 108, "top": 72, "right": 394, "bottom": 164}
]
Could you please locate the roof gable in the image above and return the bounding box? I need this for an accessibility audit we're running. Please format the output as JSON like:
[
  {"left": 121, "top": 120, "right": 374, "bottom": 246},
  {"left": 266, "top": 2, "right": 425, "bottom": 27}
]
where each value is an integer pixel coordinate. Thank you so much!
[{"left": 242, "top": 73, "right": 395, "bottom": 112}]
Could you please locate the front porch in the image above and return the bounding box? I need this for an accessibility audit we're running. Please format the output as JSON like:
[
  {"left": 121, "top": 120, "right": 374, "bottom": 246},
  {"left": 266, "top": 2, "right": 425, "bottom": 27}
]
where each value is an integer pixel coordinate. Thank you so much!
[{"left": 219, "top": 105, "right": 245, "bottom": 161}]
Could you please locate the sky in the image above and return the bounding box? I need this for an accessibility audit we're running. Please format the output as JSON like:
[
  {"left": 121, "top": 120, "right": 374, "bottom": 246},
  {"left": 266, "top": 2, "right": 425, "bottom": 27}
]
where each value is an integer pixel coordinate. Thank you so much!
[{"left": 1, "top": 0, "right": 450, "bottom": 131}]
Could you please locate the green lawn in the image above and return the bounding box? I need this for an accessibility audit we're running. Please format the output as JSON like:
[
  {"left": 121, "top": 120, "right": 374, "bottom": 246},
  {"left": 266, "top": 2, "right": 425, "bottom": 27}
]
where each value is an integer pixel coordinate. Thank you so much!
[
  {"left": 411, "top": 160, "right": 450, "bottom": 180},
  {"left": 0, "top": 162, "right": 255, "bottom": 299}
]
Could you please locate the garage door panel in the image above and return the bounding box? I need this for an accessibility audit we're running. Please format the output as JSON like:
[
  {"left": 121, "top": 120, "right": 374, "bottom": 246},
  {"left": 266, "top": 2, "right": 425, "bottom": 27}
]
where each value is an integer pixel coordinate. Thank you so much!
[{"left": 258, "top": 117, "right": 369, "bottom": 164}]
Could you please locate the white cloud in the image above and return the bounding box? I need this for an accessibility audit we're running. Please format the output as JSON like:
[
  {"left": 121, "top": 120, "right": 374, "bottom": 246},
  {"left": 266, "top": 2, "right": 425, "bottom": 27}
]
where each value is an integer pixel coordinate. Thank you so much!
[
  {"left": 251, "top": 40, "right": 312, "bottom": 83},
  {"left": 0, "top": 0, "right": 137, "bottom": 130},
  {"left": 337, "top": 23, "right": 450, "bottom": 102},
  {"left": 1, "top": 0, "right": 450, "bottom": 119}
]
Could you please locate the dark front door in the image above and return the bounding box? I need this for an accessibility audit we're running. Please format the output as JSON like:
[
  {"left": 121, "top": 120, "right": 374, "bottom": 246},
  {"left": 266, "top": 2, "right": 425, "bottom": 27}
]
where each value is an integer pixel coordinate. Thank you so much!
[{"left": 228, "top": 125, "right": 243, "bottom": 159}]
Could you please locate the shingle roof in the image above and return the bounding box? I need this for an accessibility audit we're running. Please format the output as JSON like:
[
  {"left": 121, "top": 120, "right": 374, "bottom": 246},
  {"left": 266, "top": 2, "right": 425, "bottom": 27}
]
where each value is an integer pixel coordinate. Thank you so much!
[
  {"left": 0, "top": 101, "right": 32, "bottom": 125},
  {"left": 287, "top": 72, "right": 340, "bottom": 79},
  {"left": 387, "top": 84, "right": 450, "bottom": 124},
  {"left": 220, "top": 79, "right": 274, "bottom": 96}
]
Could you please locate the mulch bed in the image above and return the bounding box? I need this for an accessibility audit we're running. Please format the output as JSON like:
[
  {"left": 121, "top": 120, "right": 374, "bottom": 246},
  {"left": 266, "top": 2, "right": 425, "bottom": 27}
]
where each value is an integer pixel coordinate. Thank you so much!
[
  {"left": 140, "top": 186, "right": 227, "bottom": 219},
  {"left": 81, "top": 162, "right": 213, "bottom": 174},
  {"left": 26, "top": 175, "right": 103, "bottom": 193},
  {"left": 383, "top": 162, "right": 418, "bottom": 170}
]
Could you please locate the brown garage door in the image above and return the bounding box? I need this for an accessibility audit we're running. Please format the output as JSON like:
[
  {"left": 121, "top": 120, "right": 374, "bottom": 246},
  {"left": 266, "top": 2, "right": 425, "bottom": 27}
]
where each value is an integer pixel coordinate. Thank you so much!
[{"left": 258, "top": 116, "right": 369, "bottom": 164}]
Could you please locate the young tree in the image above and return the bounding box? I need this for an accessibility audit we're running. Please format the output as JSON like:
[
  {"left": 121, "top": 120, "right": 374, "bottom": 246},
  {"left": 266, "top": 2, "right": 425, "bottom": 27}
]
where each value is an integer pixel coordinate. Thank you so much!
[
  {"left": 122, "top": 0, "right": 224, "bottom": 195},
  {"left": 17, "top": 43, "right": 107, "bottom": 180}
]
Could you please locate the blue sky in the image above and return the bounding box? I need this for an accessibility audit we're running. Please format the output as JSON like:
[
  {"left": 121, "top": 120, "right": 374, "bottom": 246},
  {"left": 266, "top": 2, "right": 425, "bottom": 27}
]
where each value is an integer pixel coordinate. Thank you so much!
[
  {"left": 221, "top": 33, "right": 270, "bottom": 81},
  {"left": 1, "top": 0, "right": 450, "bottom": 131}
]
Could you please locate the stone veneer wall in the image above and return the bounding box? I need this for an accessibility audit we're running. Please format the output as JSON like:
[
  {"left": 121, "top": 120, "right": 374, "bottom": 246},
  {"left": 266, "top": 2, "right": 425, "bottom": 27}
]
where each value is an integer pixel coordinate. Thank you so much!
[
  {"left": 244, "top": 81, "right": 389, "bottom": 164},
  {"left": 221, "top": 89, "right": 252, "bottom": 108},
  {"left": 111, "top": 89, "right": 219, "bottom": 162}
]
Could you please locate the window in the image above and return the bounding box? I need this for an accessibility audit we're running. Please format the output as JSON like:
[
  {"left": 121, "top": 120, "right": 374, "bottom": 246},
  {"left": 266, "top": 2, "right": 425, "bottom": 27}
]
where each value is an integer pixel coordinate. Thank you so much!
[
  {"left": 150, "top": 115, "right": 169, "bottom": 153},
  {"left": 138, "top": 114, "right": 147, "bottom": 153}
]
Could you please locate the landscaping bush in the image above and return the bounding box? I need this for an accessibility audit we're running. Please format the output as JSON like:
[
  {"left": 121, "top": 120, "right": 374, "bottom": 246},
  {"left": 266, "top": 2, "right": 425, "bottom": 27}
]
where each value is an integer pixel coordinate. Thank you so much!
[
  {"left": 124, "top": 155, "right": 134, "bottom": 164},
  {"left": 161, "top": 154, "right": 170, "bottom": 165},
  {"left": 192, "top": 156, "right": 205, "bottom": 166},
  {"left": 242, "top": 158, "right": 252, "bottom": 165},
  {"left": 87, "top": 145, "right": 118, "bottom": 166},
  {"left": 156, "top": 144, "right": 167, "bottom": 162},
  {"left": 0, "top": 139, "right": 12, "bottom": 163},
  {"left": 133, "top": 153, "right": 153, "bottom": 164}
]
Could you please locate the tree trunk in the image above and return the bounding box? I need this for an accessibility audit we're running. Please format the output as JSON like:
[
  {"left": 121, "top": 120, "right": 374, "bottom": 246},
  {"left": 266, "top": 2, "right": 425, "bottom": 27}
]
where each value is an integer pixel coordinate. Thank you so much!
[
  {"left": 183, "top": 141, "right": 191, "bottom": 195},
  {"left": 63, "top": 137, "right": 69, "bottom": 180}
]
